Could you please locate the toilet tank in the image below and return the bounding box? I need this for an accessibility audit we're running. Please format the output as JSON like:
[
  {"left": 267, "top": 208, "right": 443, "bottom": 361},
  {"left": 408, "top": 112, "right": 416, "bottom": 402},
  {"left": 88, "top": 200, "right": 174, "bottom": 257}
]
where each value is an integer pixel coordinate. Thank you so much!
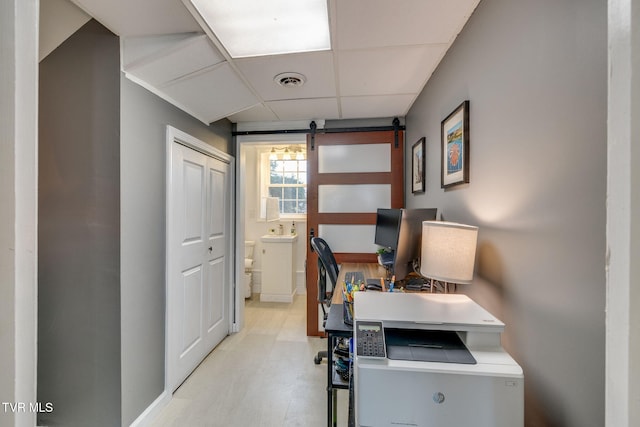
[{"left": 244, "top": 240, "right": 255, "bottom": 259}]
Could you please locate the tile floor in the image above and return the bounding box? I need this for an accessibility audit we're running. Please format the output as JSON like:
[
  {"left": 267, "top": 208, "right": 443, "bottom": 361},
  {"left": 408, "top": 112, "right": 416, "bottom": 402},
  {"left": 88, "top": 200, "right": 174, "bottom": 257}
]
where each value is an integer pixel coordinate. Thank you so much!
[{"left": 149, "top": 295, "right": 348, "bottom": 426}]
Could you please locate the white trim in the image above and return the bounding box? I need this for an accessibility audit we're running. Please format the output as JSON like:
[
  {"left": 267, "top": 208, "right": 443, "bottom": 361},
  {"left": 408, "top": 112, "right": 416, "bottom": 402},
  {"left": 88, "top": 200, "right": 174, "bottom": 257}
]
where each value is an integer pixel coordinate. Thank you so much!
[
  {"left": 236, "top": 133, "right": 308, "bottom": 144},
  {"left": 259, "top": 293, "right": 295, "bottom": 303},
  {"left": 606, "top": 1, "right": 640, "bottom": 425},
  {"left": 1, "top": 1, "right": 38, "bottom": 426},
  {"left": 234, "top": 139, "right": 246, "bottom": 334},
  {"left": 167, "top": 126, "right": 233, "bottom": 164},
  {"left": 236, "top": 120, "right": 325, "bottom": 132},
  {"left": 127, "top": 391, "right": 171, "bottom": 427}
]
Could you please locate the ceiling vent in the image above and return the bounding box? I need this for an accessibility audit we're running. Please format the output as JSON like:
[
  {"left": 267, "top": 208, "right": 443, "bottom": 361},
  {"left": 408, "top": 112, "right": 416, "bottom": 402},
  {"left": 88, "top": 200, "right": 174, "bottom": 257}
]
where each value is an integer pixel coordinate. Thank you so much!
[{"left": 274, "top": 72, "right": 306, "bottom": 88}]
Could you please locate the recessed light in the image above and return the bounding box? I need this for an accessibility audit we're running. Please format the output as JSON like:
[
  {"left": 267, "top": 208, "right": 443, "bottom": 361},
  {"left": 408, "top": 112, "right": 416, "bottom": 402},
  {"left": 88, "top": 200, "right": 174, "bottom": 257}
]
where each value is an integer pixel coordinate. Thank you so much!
[{"left": 189, "top": 0, "right": 330, "bottom": 58}]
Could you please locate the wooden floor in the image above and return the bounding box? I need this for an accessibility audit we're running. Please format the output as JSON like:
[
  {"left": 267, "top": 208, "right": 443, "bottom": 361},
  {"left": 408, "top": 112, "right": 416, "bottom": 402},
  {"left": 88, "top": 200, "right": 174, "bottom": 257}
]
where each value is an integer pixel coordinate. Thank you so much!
[{"left": 149, "top": 295, "right": 348, "bottom": 426}]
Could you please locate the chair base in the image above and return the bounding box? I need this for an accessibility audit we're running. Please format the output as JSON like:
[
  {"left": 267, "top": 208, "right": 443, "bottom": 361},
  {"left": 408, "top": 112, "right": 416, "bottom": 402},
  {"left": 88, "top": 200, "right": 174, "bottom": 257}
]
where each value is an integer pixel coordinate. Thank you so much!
[{"left": 314, "top": 350, "right": 328, "bottom": 365}]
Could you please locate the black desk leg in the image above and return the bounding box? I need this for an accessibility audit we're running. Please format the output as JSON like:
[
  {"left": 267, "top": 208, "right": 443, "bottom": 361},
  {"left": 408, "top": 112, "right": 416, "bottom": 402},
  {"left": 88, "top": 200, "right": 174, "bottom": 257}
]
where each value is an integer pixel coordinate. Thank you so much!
[
  {"left": 348, "top": 358, "right": 354, "bottom": 427},
  {"left": 327, "top": 333, "right": 334, "bottom": 427}
]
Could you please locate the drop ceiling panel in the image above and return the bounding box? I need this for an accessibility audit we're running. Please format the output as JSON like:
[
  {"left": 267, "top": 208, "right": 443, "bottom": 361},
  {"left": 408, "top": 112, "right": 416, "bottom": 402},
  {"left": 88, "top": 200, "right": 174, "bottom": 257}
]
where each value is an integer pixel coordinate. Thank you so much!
[
  {"left": 266, "top": 98, "right": 339, "bottom": 121},
  {"left": 336, "top": 0, "right": 480, "bottom": 50},
  {"left": 227, "top": 104, "right": 279, "bottom": 123},
  {"left": 71, "top": 0, "right": 200, "bottom": 36},
  {"left": 126, "top": 35, "right": 225, "bottom": 87},
  {"left": 163, "top": 63, "right": 259, "bottom": 123},
  {"left": 68, "top": 0, "right": 480, "bottom": 123},
  {"left": 341, "top": 95, "right": 416, "bottom": 119},
  {"left": 338, "top": 45, "right": 446, "bottom": 97},
  {"left": 235, "top": 51, "right": 336, "bottom": 101},
  {"left": 122, "top": 33, "right": 197, "bottom": 68}
]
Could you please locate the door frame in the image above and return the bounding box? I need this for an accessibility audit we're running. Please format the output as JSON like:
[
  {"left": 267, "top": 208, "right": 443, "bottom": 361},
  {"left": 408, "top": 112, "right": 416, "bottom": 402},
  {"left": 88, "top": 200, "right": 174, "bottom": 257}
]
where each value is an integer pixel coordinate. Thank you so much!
[
  {"left": 235, "top": 133, "right": 308, "bottom": 313},
  {"left": 165, "top": 125, "right": 236, "bottom": 392}
]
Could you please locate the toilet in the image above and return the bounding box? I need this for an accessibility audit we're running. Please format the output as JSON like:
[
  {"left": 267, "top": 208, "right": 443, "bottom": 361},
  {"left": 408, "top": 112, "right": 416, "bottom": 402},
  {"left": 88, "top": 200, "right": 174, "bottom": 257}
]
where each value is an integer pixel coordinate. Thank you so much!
[{"left": 244, "top": 241, "right": 255, "bottom": 298}]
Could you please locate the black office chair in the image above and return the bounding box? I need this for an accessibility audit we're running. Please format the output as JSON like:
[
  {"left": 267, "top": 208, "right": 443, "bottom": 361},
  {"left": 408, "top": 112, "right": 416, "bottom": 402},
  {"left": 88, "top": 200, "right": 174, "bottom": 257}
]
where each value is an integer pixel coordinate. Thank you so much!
[{"left": 310, "top": 237, "right": 340, "bottom": 365}]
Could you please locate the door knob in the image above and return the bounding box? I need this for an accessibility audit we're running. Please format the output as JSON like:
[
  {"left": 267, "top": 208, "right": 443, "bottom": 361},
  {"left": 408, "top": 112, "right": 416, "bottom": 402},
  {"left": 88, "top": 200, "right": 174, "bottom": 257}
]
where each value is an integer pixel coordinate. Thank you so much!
[{"left": 208, "top": 246, "right": 212, "bottom": 252}]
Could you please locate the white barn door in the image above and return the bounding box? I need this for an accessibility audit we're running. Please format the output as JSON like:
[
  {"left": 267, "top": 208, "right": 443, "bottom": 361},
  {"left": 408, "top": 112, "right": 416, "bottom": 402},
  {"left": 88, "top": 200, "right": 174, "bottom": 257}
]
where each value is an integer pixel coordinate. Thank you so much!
[{"left": 167, "top": 127, "right": 233, "bottom": 392}]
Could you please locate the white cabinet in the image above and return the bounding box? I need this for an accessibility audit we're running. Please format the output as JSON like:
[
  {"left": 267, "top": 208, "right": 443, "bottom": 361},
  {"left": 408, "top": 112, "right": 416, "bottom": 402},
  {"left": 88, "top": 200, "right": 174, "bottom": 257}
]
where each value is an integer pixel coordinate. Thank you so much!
[{"left": 260, "top": 234, "right": 298, "bottom": 303}]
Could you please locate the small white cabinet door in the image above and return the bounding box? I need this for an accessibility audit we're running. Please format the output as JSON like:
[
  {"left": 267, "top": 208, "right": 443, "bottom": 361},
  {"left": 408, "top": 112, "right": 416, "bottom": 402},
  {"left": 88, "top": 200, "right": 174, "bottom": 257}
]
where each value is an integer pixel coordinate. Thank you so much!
[{"left": 261, "top": 235, "right": 297, "bottom": 302}]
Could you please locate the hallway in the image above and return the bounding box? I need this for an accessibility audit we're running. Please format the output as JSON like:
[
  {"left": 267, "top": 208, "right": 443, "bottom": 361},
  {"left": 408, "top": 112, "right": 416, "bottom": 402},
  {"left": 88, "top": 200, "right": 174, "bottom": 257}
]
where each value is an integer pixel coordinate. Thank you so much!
[{"left": 150, "top": 295, "right": 348, "bottom": 426}]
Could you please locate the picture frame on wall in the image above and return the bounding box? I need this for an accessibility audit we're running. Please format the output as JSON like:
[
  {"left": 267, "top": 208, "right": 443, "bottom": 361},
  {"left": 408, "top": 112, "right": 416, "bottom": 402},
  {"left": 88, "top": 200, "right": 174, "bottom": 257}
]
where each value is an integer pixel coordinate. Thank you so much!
[
  {"left": 412, "top": 137, "right": 426, "bottom": 194},
  {"left": 441, "top": 100, "right": 470, "bottom": 188}
]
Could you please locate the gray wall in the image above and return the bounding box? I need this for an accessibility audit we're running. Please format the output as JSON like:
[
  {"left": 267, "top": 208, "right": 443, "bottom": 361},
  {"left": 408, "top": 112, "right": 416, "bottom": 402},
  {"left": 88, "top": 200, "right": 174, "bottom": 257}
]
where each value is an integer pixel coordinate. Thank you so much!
[
  {"left": 38, "top": 19, "right": 121, "bottom": 427},
  {"left": 38, "top": 17, "right": 233, "bottom": 426},
  {"left": 120, "top": 77, "right": 232, "bottom": 425},
  {"left": 405, "top": 0, "right": 606, "bottom": 426}
]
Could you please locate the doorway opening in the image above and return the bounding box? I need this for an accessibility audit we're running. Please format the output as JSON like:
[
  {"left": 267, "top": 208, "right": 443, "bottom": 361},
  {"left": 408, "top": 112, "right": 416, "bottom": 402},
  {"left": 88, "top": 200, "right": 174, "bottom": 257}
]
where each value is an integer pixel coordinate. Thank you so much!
[{"left": 237, "top": 139, "right": 308, "bottom": 322}]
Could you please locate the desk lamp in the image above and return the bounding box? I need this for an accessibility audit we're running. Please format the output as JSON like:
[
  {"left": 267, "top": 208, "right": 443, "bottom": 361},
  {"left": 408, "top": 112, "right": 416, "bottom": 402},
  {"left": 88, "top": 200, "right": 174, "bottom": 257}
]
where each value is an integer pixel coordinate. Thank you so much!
[{"left": 420, "top": 221, "right": 478, "bottom": 293}]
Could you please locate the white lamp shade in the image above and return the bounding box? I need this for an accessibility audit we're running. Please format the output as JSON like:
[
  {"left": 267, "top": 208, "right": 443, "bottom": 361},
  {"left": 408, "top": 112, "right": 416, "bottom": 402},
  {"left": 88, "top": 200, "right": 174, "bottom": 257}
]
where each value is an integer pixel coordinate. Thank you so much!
[{"left": 420, "top": 221, "right": 478, "bottom": 285}]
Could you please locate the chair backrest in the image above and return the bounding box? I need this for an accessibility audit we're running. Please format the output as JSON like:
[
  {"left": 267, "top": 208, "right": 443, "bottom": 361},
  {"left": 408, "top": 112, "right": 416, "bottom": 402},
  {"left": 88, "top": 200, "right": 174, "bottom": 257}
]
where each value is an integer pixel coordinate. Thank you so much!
[{"left": 310, "top": 237, "right": 339, "bottom": 306}]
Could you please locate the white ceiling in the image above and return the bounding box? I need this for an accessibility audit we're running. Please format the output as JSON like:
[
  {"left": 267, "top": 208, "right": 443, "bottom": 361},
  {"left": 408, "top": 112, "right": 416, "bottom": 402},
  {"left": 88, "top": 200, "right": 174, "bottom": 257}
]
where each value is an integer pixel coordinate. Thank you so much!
[{"left": 69, "top": 0, "right": 480, "bottom": 124}]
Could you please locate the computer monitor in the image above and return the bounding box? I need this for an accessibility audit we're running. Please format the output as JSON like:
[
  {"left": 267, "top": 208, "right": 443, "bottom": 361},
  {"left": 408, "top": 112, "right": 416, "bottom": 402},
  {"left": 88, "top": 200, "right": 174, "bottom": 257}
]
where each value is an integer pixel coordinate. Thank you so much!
[
  {"left": 374, "top": 208, "right": 438, "bottom": 282},
  {"left": 374, "top": 208, "right": 402, "bottom": 249}
]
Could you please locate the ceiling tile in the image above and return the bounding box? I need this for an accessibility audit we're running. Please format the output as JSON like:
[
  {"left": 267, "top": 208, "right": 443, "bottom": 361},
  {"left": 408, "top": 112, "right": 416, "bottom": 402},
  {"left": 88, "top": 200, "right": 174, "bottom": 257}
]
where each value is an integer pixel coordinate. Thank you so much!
[
  {"left": 71, "top": 0, "right": 480, "bottom": 123},
  {"left": 122, "top": 33, "right": 197, "bottom": 67},
  {"left": 338, "top": 45, "right": 446, "bottom": 96},
  {"left": 235, "top": 51, "right": 336, "bottom": 101},
  {"left": 266, "top": 98, "right": 339, "bottom": 121},
  {"left": 341, "top": 95, "right": 416, "bottom": 119},
  {"left": 71, "top": 0, "right": 201, "bottom": 36},
  {"left": 163, "top": 63, "right": 259, "bottom": 123},
  {"left": 336, "top": 0, "right": 480, "bottom": 50},
  {"left": 125, "top": 35, "right": 225, "bottom": 86},
  {"left": 227, "top": 104, "right": 279, "bottom": 123}
]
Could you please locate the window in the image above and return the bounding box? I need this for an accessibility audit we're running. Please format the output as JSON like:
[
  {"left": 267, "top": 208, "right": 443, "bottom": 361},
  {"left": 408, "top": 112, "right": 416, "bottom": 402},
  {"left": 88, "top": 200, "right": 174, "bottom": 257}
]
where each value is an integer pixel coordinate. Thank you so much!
[
  {"left": 260, "top": 147, "right": 307, "bottom": 217},
  {"left": 268, "top": 159, "right": 307, "bottom": 215}
]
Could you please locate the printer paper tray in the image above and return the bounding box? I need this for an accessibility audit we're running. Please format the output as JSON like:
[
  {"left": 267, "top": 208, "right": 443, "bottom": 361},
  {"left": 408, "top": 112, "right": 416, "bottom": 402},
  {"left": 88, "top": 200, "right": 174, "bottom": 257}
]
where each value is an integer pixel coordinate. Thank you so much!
[{"left": 384, "top": 328, "right": 476, "bottom": 364}]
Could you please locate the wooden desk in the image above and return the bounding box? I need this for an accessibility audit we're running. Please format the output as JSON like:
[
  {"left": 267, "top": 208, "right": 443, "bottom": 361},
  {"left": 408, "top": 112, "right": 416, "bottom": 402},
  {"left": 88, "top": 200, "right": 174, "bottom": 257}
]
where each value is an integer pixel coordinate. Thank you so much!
[
  {"left": 332, "top": 262, "right": 387, "bottom": 305},
  {"left": 325, "top": 262, "right": 386, "bottom": 427}
]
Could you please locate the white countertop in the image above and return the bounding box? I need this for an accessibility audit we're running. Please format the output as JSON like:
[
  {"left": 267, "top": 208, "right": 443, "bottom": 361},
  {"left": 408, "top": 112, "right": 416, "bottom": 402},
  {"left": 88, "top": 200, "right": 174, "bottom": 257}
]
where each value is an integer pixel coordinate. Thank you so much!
[{"left": 261, "top": 234, "right": 298, "bottom": 243}]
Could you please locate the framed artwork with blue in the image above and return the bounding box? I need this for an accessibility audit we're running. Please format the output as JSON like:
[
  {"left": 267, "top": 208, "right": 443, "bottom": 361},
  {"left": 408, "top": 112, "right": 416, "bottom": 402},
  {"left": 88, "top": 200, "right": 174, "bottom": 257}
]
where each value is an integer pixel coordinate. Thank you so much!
[
  {"left": 411, "top": 137, "right": 425, "bottom": 194},
  {"left": 441, "top": 100, "right": 470, "bottom": 188}
]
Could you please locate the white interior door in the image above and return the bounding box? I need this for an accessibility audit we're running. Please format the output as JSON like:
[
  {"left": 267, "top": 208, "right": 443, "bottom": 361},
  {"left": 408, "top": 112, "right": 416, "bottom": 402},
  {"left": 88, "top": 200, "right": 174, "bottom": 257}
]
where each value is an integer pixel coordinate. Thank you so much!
[
  {"left": 167, "top": 127, "right": 232, "bottom": 392},
  {"left": 204, "top": 155, "right": 230, "bottom": 352}
]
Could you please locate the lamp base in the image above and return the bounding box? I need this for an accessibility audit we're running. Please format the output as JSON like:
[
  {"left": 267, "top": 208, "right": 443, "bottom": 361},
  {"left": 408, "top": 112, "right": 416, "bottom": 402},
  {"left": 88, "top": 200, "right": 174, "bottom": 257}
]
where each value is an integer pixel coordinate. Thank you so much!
[{"left": 428, "top": 278, "right": 457, "bottom": 293}]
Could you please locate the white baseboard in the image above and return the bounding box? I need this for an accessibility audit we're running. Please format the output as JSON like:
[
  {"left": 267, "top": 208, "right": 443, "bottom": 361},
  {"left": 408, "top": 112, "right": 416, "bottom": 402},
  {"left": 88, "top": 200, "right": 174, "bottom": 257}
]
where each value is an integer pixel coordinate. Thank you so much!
[
  {"left": 260, "top": 292, "right": 295, "bottom": 303},
  {"left": 128, "top": 390, "right": 171, "bottom": 427}
]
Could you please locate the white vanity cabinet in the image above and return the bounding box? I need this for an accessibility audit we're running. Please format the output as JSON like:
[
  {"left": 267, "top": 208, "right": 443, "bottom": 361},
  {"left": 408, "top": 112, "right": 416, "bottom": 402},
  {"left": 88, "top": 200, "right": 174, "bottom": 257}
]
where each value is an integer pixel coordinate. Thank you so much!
[{"left": 260, "top": 234, "right": 298, "bottom": 302}]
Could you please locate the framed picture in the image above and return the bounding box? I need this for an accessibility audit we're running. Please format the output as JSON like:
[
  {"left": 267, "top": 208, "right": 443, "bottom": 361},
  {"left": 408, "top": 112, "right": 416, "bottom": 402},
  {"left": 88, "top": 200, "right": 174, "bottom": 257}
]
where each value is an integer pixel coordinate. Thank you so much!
[
  {"left": 441, "top": 100, "right": 470, "bottom": 188},
  {"left": 412, "top": 137, "right": 425, "bottom": 193}
]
